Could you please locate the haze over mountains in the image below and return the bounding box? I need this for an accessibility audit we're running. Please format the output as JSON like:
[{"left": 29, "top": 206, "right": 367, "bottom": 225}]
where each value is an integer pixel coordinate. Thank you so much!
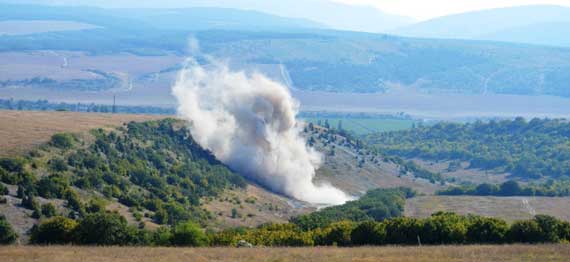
[
  {"left": 2, "top": 2, "right": 570, "bottom": 119},
  {"left": 394, "top": 5, "right": 570, "bottom": 47},
  {"left": 0, "top": 0, "right": 415, "bottom": 33}
]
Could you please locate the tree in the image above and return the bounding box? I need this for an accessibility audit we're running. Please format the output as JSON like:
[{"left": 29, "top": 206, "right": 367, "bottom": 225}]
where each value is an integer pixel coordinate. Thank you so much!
[
  {"left": 41, "top": 203, "right": 57, "bottom": 218},
  {"left": 50, "top": 133, "right": 75, "bottom": 149},
  {"left": 509, "top": 220, "right": 543, "bottom": 243},
  {"left": 475, "top": 183, "right": 499, "bottom": 195},
  {"left": 0, "top": 183, "right": 8, "bottom": 195},
  {"left": 170, "top": 221, "right": 208, "bottom": 247},
  {"left": 30, "top": 216, "right": 78, "bottom": 244},
  {"left": 500, "top": 181, "right": 522, "bottom": 196},
  {"left": 0, "top": 215, "right": 17, "bottom": 244},
  {"left": 74, "top": 212, "right": 131, "bottom": 245},
  {"left": 421, "top": 212, "right": 467, "bottom": 244},
  {"left": 384, "top": 217, "right": 423, "bottom": 245},
  {"left": 466, "top": 217, "right": 508, "bottom": 243},
  {"left": 318, "top": 221, "right": 356, "bottom": 246},
  {"left": 533, "top": 215, "right": 562, "bottom": 243},
  {"left": 351, "top": 221, "right": 385, "bottom": 245}
]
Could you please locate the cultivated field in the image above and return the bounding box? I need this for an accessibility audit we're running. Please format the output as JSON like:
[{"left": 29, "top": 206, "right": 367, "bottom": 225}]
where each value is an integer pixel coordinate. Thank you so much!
[
  {"left": 302, "top": 117, "right": 415, "bottom": 135},
  {"left": 406, "top": 196, "right": 570, "bottom": 222},
  {"left": 0, "top": 110, "right": 167, "bottom": 157},
  {"left": 0, "top": 245, "right": 568, "bottom": 262}
]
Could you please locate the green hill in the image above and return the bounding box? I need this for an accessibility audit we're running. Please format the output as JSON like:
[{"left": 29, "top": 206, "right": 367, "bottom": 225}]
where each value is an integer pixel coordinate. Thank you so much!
[{"left": 364, "top": 118, "right": 570, "bottom": 180}]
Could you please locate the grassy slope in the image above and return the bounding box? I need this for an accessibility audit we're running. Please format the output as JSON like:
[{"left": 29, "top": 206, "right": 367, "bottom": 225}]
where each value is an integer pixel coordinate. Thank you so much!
[
  {"left": 0, "top": 110, "right": 167, "bottom": 157},
  {"left": 405, "top": 195, "right": 570, "bottom": 222},
  {"left": 1, "top": 245, "right": 569, "bottom": 262}
]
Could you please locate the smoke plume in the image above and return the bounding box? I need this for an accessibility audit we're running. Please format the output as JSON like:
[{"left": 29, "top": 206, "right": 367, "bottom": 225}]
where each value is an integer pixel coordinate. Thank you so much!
[{"left": 172, "top": 58, "right": 351, "bottom": 205}]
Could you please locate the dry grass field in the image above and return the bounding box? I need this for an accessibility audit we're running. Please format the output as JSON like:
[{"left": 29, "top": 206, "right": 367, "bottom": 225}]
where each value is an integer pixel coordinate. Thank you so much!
[
  {"left": 406, "top": 196, "right": 570, "bottom": 222},
  {"left": 0, "top": 110, "right": 168, "bottom": 157},
  {"left": 0, "top": 245, "right": 568, "bottom": 262}
]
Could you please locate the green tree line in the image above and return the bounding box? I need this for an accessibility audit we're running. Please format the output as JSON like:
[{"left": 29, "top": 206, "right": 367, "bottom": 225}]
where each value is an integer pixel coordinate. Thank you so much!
[
  {"left": 4, "top": 210, "right": 568, "bottom": 247},
  {"left": 438, "top": 179, "right": 570, "bottom": 197}
]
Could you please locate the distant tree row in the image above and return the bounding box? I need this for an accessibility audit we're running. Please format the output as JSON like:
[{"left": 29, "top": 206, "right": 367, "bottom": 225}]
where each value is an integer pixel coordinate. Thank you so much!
[
  {"left": 438, "top": 179, "right": 570, "bottom": 197},
  {"left": 0, "top": 98, "right": 175, "bottom": 115},
  {"left": 213, "top": 212, "right": 570, "bottom": 247},
  {"left": 365, "top": 117, "right": 570, "bottom": 180},
  {"left": 14, "top": 210, "right": 569, "bottom": 246}
]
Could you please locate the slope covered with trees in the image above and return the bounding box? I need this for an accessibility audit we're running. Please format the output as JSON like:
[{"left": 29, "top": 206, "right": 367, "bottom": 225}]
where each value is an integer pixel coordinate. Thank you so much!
[
  {"left": 0, "top": 119, "right": 246, "bottom": 228},
  {"left": 365, "top": 118, "right": 570, "bottom": 180}
]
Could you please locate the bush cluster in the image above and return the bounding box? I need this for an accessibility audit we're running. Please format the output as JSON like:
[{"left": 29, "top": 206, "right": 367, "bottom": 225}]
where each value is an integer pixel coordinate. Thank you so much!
[{"left": 30, "top": 212, "right": 208, "bottom": 246}]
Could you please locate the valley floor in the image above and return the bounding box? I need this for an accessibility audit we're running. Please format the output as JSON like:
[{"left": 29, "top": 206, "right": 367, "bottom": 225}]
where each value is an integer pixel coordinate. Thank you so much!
[{"left": 0, "top": 245, "right": 568, "bottom": 262}]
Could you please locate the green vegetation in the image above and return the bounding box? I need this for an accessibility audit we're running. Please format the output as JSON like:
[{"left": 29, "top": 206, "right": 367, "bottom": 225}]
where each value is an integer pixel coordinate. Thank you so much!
[
  {"left": 0, "top": 98, "right": 175, "bottom": 115},
  {"left": 438, "top": 179, "right": 570, "bottom": 197},
  {"left": 0, "top": 215, "right": 18, "bottom": 244},
  {"left": 49, "top": 133, "right": 75, "bottom": 149},
  {"left": 25, "top": 208, "right": 570, "bottom": 247},
  {"left": 366, "top": 118, "right": 570, "bottom": 180},
  {"left": 0, "top": 119, "right": 246, "bottom": 226},
  {"left": 291, "top": 188, "right": 415, "bottom": 230},
  {"left": 211, "top": 212, "right": 570, "bottom": 247}
]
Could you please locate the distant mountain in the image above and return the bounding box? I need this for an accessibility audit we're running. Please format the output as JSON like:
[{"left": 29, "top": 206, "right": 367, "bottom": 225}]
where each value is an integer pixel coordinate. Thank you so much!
[
  {"left": 0, "top": 0, "right": 415, "bottom": 33},
  {"left": 479, "top": 22, "right": 570, "bottom": 47},
  {"left": 0, "top": 4, "right": 324, "bottom": 32},
  {"left": 394, "top": 5, "right": 570, "bottom": 47}
]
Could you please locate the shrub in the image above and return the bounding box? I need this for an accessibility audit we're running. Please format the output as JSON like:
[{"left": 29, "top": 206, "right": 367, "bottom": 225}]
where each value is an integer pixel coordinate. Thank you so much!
[
  {"left": 509, "top": 220, "right": 543, "bottom": 243},
  {"left": 41, "top": 203, "right": 57, "bottom": 218},
  {"left": 171, "top": 221, "right": 208, "bottom": 247},
  {"left": 351, "top": 221, "right": 386, "bottom": 245},
  {"left": 50, "top": 133, "right": 75, "bottom": 149},
  {"left": 420, "top": 212, "right": 468, "bottom": 244},
  {"left": 466, "top": 217, "right": 508, "bottom": 244},
  {"left": 0, "top": 215, "right": 17, "bottom": 244},
  {"left": 30, "top": 216, "right": 78, "bottom": 244},
  {"left": 0, "top": 158, "right": 26, "bottom": 173},
  {"left": 317, "top": 221, "right": 356, "bottom": 246},
  {"left": 0, "top": 183, "right": 8, "bottom": 195}
]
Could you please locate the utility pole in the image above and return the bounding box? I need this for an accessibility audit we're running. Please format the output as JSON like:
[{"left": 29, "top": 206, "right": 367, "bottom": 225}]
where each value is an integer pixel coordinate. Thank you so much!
[{"left": 112, "top": 95, "right": 117, "bottom": 114}]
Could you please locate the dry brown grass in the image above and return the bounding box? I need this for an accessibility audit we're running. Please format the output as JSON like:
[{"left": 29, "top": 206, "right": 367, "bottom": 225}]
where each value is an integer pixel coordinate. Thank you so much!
[
  {"left": 0, "top": 245, "right": 568, "bottom": 262},
  {"left": 406, "top": 196, "right": 570, "bottom": 222},
  {"left": 0, "top": 110, "right": 168, "bottom": 157}
]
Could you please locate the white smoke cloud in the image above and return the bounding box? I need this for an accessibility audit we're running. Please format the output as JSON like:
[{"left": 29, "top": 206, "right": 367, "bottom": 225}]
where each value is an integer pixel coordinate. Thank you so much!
[{"left": 172, "top": 58, "right": 351, "bottom": 205}]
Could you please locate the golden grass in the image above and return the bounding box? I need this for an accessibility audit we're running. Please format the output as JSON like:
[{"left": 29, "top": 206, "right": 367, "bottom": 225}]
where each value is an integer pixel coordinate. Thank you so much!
[
  {"left": 0, "top": 110, "right": 168, "bottom": 157},
  {"left": 0, "top": 245, "right": 568, "bottom": 262}
]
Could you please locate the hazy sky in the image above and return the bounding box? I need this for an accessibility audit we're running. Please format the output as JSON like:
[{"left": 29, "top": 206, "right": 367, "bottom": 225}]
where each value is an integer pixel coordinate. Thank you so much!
[{"left": 333, "top": 0, "right": 570, "bottom": 20}]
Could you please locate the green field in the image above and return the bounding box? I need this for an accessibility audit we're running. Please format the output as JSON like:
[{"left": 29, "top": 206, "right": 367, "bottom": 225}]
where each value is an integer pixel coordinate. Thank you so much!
[{"left": 302, "top": 118, "right": 416, "bottom": 135}]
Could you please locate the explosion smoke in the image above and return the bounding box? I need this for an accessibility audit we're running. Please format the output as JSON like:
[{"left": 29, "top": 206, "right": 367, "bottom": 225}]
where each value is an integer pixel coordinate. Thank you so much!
[{"left": 172, "top": 58, "right": 351, "bottom": 205}]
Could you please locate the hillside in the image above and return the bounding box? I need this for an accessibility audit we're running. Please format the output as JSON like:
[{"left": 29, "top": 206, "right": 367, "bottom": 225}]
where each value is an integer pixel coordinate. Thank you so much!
[
  {"left": 405, "top": 196, "right": 570, "bottom": 223},
  {"left": 394, "top": 5, "right": 570, "bottom": 47},
  {"left": 3, "top": 30, "right": 570, "bottom": 99},
  {"left": 364, "top": 118, "right": 570, "bottom": 181},
  {"left": 0, "top": 110, "right": 166, "bottom": 157},
  {"left": 0, "top": 4, "right": 322, "bottom": 32},
  {"left": 0, "top": 1, "right": 414, "bottom": 33}
]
